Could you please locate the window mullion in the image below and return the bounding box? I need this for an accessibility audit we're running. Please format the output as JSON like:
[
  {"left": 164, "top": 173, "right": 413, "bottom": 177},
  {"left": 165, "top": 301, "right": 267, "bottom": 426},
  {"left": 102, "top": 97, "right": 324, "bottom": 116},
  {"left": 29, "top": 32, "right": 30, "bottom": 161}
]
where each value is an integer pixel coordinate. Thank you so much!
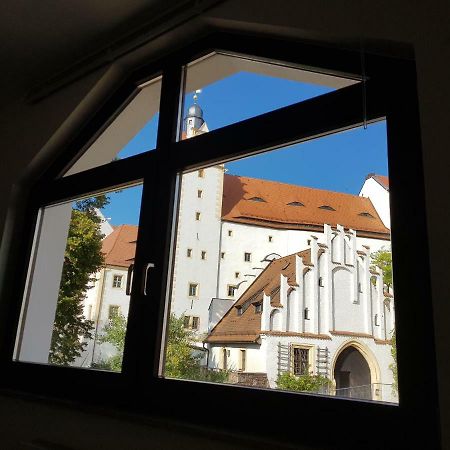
[{"left": 130, "top": 64, "right": 185, "bottom": 387}]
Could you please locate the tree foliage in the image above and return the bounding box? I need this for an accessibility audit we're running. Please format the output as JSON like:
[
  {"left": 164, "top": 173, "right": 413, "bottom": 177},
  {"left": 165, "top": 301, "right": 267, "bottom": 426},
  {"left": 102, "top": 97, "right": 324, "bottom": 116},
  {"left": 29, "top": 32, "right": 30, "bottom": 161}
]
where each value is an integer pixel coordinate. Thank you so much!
[
  {"left": 371, "top": 248, "right": 393, "bottom": 289},
  {"left": 276, "top": 372, "right": 331, "bottom": 393},
  {"left": 165, "top": 314, "right": 229, "bottom": 383},
  {"left": 97, "top": 313, "right": 228, "bottom": 381},
  {"left": 49, "top": 196, "right": 109, "bottom": 365},
  {"left": 389, "top": 331, "right": 398, "bottom": 396},
  {"left": 95, "top": 313, "right": 127, "bottom": 371}
]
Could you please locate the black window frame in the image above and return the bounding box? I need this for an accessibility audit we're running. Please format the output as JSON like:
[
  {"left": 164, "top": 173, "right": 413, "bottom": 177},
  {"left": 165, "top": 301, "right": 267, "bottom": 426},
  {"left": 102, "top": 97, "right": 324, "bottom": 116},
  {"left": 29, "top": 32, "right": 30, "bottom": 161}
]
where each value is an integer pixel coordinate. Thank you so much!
[{"left": 0, "top": 32, "right": 439, "bottom": 449}]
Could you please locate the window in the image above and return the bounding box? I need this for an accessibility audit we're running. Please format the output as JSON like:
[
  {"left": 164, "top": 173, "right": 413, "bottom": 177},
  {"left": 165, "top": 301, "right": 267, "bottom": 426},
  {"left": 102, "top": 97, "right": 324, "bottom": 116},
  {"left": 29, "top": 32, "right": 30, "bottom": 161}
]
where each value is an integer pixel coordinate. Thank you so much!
[
  {"left": 108, "top": 305, "right": 120, "bottom": 320},
  {"left": 318, "top": 277, "right": 324, "bottom": 287},
  {"left": 191, "top": 316, "right": 199, "bottom": 330},
  {"left": 195, "top": 212, "right": 201, "bottom": 221},
  {"left": 187, "top": 248, "right": 192, "bottom": 257},
  {"left": 287, "top": 201, "right": 304, "bottom": 207},
  {"left": 227, "top": 285, "right": 237, "bottom": 297},
  {"left": 235, "top": 272, "right": 240, "bottom": 278},
  {"left": 304, "top": 307, "right": 309, "bottom": 320},
  {"left": 197, "top": 190, "right": 203, "bottom": 198},
  {"left": 268, "top": 235, "right": 273, "bottom": 242},
  {"left": 188, "top": 283, "right": 198, "bottom": 297},
  {"left": 228, "top": 230, "right": 233, "bottom": 237},
  {"left": 248, "top": 196, "right": 266, "bottom": 202},
  {"left": 112, "top": 275, "right": 123, "bottom": 288},
  {"left": 183, "top": 316, "right": 200, "bottom": 330},
  {"left": 201, "top": 250, "right": 206, "bottom": 260},
  {"left": 239, "top": 349, "right": 246, "bottom": 371},
  {"left": 293, "top": 347, "right": 310, "bottom": 376},
  {"left": 6, "top": 32, "right": 434, "bottom": 449},
  {"left": 318, "top": 205, "right": 335, "bottom": 211}
]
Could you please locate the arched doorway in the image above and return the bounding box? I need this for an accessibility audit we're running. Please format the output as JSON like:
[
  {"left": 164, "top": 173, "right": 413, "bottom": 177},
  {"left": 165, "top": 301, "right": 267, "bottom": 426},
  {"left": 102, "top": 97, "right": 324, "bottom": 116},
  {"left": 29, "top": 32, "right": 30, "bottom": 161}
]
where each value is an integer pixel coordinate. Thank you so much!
[{"left": 334, "top": 346, "right": 372, "bottom": 400}]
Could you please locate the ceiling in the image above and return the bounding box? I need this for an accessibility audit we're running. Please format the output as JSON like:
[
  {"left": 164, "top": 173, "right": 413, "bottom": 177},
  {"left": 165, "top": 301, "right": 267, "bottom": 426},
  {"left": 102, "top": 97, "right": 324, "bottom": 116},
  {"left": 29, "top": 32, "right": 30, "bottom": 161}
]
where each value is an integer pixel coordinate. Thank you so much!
[{"left": 0, "top": 0, "right": 204, "bottom": 104}]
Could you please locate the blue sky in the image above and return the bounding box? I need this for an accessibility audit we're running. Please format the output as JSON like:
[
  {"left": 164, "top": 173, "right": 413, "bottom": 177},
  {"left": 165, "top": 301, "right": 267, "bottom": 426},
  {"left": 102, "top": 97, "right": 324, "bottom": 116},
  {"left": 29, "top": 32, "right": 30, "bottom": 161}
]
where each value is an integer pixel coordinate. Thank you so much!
[{"left": 102, "top": 72, "right": 388, "bottom": 226}]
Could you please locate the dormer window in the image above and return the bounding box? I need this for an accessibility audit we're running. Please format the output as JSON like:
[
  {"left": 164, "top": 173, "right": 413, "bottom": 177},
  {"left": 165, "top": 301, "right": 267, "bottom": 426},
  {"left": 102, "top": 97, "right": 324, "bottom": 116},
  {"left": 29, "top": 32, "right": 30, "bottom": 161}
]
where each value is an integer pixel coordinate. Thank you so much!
[
  {"left": 287, "top": 201, "right": 304, "bottom": 207},
  {"left": 359, "top": 212, "right": 375, "bottom": 218},
  {"left": 248, "top": 196, "right": 266, "bottom": 202},
  {"left": 318, "top": 205, "right": 335, "bottom": 211}
]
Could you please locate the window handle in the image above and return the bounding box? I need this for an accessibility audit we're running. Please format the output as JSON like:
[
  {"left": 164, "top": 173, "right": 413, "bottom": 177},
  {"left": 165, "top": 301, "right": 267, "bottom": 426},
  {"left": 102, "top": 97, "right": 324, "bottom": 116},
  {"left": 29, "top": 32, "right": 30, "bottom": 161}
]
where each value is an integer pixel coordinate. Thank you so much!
[
  {"left": 143, "top": 263, "right": 155, "bottom": 296},
  {"left": 126, "top": 263, "right": 134, "bottom": 295}
]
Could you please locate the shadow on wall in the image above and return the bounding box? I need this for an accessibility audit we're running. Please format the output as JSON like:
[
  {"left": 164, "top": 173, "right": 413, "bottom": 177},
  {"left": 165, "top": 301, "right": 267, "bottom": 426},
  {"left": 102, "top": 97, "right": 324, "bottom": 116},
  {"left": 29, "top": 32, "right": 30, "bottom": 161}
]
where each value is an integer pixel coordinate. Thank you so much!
[{"left": 221, "top": 175, "right": 246, "bottom": 217}]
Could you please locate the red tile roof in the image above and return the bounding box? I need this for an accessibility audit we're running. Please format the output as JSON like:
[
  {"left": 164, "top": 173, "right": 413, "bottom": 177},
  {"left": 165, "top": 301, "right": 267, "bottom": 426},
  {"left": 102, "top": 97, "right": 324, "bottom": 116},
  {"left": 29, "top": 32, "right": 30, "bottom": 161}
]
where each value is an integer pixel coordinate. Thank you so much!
[
  {"left": 100, "top": 174, "right": 390, "bottom": 268},
  {"left": 205, "top": 250, "right": 312, "bottom": 343},
  {"left": 222, "top": 175, "right": 390, "bottom": 238},
  {"left": 102, "top": 225, "right": 137, "bottom": 267},
  {"left": 372, "top": 175, "right": 389, "bottom": 190}
]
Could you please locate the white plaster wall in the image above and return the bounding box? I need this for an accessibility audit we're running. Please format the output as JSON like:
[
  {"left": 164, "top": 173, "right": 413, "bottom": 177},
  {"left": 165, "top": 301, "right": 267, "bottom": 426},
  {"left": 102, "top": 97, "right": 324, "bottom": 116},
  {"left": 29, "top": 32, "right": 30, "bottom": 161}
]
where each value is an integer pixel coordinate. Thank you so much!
[
  {"left": 263, "top": 335, "right": 396, "bottom": 402},
  {"left": 170, "top": 166, "right": 224, "bottom": 334},
  {"left": 359, "top": 178, "right": 391, "bottom": 229},
  {"left": 209, "top": 343, "right": 265, "bottom": 373}
]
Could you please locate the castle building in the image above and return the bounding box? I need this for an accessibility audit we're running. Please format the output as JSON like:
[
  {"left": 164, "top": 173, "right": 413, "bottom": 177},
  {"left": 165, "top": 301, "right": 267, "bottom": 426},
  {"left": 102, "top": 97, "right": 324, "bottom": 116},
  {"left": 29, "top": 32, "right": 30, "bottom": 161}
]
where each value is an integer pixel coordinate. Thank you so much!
[{"left": 82, "top": 102, "right": 395, "bottom": 400}]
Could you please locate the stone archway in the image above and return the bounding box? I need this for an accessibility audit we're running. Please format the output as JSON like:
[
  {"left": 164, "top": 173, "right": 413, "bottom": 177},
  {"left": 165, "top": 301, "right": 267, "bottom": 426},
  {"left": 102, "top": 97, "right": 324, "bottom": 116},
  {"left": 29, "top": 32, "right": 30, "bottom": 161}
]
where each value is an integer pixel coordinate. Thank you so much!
[{"left": 334, "top": 346, "right": 372, "bottom": 400}]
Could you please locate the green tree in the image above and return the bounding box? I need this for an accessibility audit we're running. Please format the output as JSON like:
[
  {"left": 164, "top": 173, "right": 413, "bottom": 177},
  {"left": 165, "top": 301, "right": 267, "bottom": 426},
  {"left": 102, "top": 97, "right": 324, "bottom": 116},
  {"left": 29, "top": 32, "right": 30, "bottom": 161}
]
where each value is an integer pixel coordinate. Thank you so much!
[
  {"left": 276, "top": 372, "right": 331, "bottom": 393},
  {"left": 389, "top": 331, "right": 398, "bottom": 395},
  {"left": 49, "top": 196, "right": 109, "bottom": 365},
  {"left": 97, "top": 313, "right": 228, "bottom": 381},
  {"left": 165, "top": 314, "right": 228, "bottom": 383},
  {"left": 95, "top": 313, "right": 127, "bottom": 371},
  {"left": 371, "top": 249, "right": 398, "bottom": 395},
  {"left": 371, "top": 248, "right": 393, "bottom": 289}
]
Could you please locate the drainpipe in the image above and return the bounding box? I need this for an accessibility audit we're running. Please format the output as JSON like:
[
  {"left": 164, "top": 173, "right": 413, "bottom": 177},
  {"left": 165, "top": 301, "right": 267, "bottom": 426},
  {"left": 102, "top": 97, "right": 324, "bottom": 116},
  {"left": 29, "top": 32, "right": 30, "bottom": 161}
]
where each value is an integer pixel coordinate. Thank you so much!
[{"left": 91, "top": 267, "right": 108, "bottom": 366}]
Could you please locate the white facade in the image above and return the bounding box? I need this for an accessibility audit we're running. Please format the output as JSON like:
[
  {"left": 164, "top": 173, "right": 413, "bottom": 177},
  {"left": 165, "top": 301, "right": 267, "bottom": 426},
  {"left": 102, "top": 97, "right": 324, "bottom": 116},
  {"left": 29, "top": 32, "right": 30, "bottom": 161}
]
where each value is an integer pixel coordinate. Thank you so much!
[
  {"left": 207, "top": 224, "right": 396, "bottom": 402},
  {"left": 359, "top": 176, "right": 390, "bottom": 229}
]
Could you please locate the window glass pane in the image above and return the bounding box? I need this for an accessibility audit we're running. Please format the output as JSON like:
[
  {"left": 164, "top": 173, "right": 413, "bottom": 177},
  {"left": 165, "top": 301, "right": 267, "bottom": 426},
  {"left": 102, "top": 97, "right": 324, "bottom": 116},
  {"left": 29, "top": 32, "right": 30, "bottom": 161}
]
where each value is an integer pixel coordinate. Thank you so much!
[
  {"left": 64, "top": 77, "right": 161, "bottom": 176},
  {"left": 180, "top": 53, "right": 358, "bottom": 140},
  {"left": 15, "top": 184, "right": 143, "bottom": 371},
  {"left": 162, "top": 121, "right": 398, "bottom": 404}
]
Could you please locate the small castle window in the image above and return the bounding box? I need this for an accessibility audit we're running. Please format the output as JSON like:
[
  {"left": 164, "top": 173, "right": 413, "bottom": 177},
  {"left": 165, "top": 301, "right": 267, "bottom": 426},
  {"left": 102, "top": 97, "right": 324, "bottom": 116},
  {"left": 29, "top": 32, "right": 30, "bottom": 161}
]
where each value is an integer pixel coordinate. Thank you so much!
[
  {"left": 197, "top": 190, "right": 203, "bottom": 198},
  {"left": 188, "top": 283, "right": 198, "bottom": 297},
  {"left": 304, "top": 307, "right": 310, "bottom": 320},
  {"left": 244, "top": 252, "right": 251, "bottom": 262},
  {"left": 228, "top": 230, "right": 233, "bottom": 237},
  {"left": 227, "top": 285, "right": 238, "bottom": 297},
  {"left": 108, "top": 305, "right": 120, "bottom": 320},
  {"left": 235, "top": 272, "right": 240, "bottom": 278},
  {"left": 268, "top": 235, "right": 273, "bottom": 242},
  {"left": 187, "top": 248, "right": 192, "bottom": 257},
  {"left": 221, "top": 252, "right": 225, "bottom": 259},
  {"left": 191, "top": 316, "right": 199, "bottom": 330},
  {"left": 287, "top": 201, "right": 304, "bottom": 207},
  {"left": 195, "top": 211, "right": 201, "bottom": 220},
  {"left": 318, "top": 205, "right": 336, "bottom": 211},
  {"left": 201, "top": 251, "right": 206, "bottom": 260},
  {"left": 112, "top": 275, "right": 123, "bottom": 288},
  {"left": 198, "top": 169, "right": 204, "bottom": 178}
]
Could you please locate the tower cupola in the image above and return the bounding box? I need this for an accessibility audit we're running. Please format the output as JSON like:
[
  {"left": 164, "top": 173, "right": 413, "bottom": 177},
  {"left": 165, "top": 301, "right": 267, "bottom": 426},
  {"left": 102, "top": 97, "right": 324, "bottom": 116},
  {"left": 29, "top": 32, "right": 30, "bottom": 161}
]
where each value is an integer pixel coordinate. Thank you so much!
[{"left": 185, "top": 90, "right": 205, "bottom": 137}]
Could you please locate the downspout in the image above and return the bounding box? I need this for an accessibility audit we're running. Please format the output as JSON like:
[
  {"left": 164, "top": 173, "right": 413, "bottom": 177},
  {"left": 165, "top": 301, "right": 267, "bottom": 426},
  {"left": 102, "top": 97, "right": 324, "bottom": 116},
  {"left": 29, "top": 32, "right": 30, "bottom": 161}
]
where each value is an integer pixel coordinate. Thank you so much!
[{"left": 91, "top": 267, "right": 108, "bottom": 366}]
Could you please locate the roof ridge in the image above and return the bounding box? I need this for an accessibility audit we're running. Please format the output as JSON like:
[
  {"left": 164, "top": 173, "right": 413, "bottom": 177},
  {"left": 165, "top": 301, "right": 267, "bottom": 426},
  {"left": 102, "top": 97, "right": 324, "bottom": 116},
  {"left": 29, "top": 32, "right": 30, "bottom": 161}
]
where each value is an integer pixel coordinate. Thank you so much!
[{"left": 225, "top": 173, "right": 367, "bottom": 200}]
